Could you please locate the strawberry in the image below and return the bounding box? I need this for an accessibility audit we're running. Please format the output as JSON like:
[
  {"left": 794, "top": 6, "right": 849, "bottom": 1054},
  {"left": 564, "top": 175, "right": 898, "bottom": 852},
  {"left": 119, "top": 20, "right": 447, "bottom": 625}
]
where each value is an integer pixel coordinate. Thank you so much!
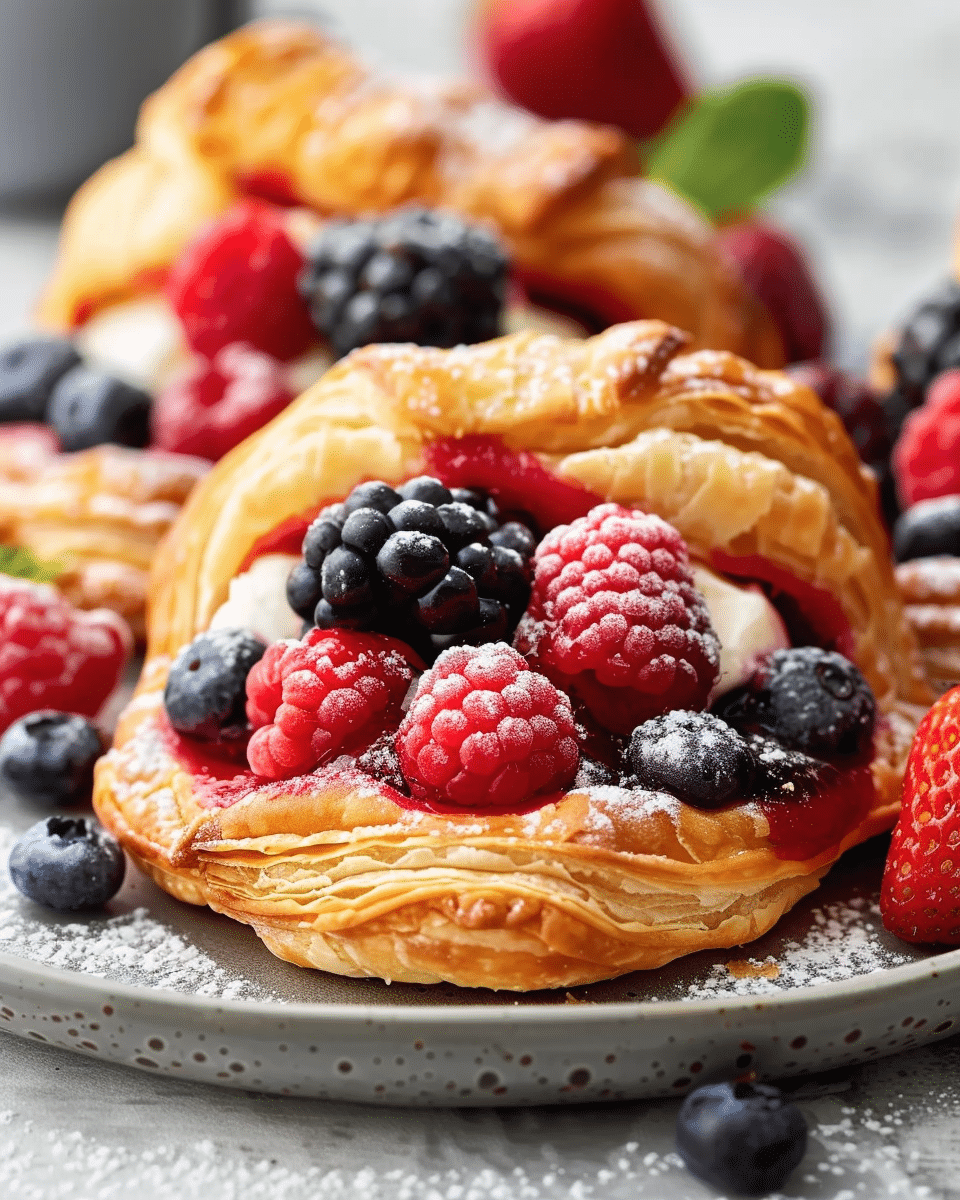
[{"left": 880, "top": 685, "right": 960, "bottom": 943}]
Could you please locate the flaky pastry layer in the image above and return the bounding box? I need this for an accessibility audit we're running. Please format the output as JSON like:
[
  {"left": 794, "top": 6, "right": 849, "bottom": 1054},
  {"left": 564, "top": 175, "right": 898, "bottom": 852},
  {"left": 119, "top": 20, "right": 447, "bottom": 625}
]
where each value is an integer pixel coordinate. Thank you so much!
[
  {"left": 38, "top": 21, "right": 780, "bottom": 369},
  {"left": 95, "top": 323, "right": 930, "bottom": 989}
]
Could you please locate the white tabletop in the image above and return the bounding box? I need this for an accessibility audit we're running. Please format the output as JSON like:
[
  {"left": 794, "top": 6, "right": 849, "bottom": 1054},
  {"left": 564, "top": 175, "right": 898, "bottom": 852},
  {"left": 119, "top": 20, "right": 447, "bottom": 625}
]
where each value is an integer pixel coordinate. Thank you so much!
[{"left": 2, "top": 2, "right": 960, "bottom": 1197}]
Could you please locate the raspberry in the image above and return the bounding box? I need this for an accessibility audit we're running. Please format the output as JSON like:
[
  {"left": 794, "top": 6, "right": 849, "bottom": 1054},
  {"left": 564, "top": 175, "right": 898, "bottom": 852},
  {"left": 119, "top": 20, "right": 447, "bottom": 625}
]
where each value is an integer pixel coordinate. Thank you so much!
[
  {"left": 517, "top": 503, "right": 718, "bottom": 734},
  {"left": 395, "top": 642, "right": 578, "bottom": 808},
  {"left": 893, "top": 368, "right": 960, "bottom": 506},
  {"left": 245, "top": 628, "right": 421, "bottom": 780},
  {"left": 166, "top": 201, "right": 316, "bottom": 362},
  {"left": 0, "top": 576, "right": 132, "bottom": 733},
  {"left": 152, "top": 343, "right": 293, "bottom": 462}
]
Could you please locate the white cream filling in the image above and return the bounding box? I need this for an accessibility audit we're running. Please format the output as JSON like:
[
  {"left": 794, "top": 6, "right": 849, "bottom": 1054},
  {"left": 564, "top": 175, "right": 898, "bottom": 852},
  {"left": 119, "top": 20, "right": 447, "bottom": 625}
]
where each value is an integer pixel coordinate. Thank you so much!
[
  {"left": 209, "top": 553, "right": 303, "bottom": 644},
  {"left": 693, "top": 565, "right": 790, "bottom": 701}
]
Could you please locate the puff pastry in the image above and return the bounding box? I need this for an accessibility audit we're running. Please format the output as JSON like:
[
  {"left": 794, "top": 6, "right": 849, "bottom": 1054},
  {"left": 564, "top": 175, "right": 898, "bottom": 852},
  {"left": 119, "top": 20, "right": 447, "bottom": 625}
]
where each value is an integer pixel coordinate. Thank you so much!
[
  {"left": 38, "top": 21, "right": 781, "bottom": 371},
  {"left": 0, "top": 444, "right": 207, "bottom": 640},
  {"left": 94, "top": 321, "right": 929, "bottom": 990}
]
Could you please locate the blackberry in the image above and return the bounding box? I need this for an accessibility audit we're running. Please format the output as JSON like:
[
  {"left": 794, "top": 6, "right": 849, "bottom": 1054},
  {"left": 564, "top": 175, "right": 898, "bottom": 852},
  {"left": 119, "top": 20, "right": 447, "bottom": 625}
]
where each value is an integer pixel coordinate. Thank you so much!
[
  {"left": 9, "top": 816, "right": 126, "bottom": 911},
  {"left": 299, "top": 207, "right": 508, "bottom": 357},
  {"left": 715, "top": 646, "right": 876, "bottom": 759},
  {"left": 676, "top": 1080, "right": 807, "bottom": 1196},
  {"left": 893, "top": 495, "right": 960, "bottom": 562},
  {"left": 47, "top": 366, "right": 152, "bottom": 452},
  {"left": 624, "top": 711, "right": 756, "bottom": 810},
  {"left": 164, "top": 628, "right": 266, "bottom": 741},
  {"left": 286, "top": 476, "right": 534, "bottom": 658},
  {"left": 888, "top": 280, "right": 960, "bottom": 423},
  {"left": 0, "top": 336, "right": 81, "bottom": 423},
  {"left": 0, "top": 712, "right": 104, "bottom": 808}
]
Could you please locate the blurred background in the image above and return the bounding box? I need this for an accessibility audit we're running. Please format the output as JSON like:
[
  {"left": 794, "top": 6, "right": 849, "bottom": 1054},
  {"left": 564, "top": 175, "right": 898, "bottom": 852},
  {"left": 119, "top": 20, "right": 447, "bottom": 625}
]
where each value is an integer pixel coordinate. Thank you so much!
[{"left": 2, "top": 0, "right": 960, "bottom": 367}]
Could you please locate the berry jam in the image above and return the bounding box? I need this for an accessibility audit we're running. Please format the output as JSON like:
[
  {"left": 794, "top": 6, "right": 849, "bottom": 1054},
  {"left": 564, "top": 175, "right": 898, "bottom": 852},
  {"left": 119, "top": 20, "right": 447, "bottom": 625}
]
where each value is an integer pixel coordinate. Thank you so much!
[{"left": 757, "top": 763, "right": 874, "bottom": 862}]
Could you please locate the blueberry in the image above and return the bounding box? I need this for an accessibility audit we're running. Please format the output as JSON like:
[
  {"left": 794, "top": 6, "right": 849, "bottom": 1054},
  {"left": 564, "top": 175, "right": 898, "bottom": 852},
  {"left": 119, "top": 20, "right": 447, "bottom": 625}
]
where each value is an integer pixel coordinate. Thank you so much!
[
  {"left": 416, "top": 566, "right": 480, "bottom": 632},
  {"left": 436, "top": 501, "right": 490, "bottom": 552},
  {"left": 0, "top": 336, "right": 80, "bottom": 423},
  {"left": 893, "top": 495, "right": 960, "bottom": 561},
  {"left": 388, "top": 499, "right": 446, "bottom": 540},
  {"left": 340, "top": 507, "right": 396, "bottom": 555},
  {"left": 286, "top": 561, "right": 324, "bottom": 621},
  {"left": 720, "top": 647, "right": 876, "bottom": 758},
  {"left": 9, "top": 816, "right": 125, "bottom": 911},
  {"left": 626, "top": 711, "right": 756, "bottom": 809},
  {"left": 490, "top": 520, "right": 536, "bottom": 558},
  {"left": 573, "top": 755, "right": 619, "bottom": 789},
  {"left": 675, "top": 1080, "right": 807, "bottom": 1196},
  {"left": 321, "top": 546, "right": 374, "bottom": 609},
  {"left": 376, "top": 530, "right": 449, "bottom": 593},
  {"left": 46, "top": 366, "right": 151, "bottom": 451},
  {"left": 0, "top": 712, "right": 103, "bottom": 808},
  {"left": 343, "top": 481, "right": 402, "bottom": 516},
  {"left": 164, "top": 628, "right": 265, "bottom": 741},
  {"left": 397, "top": 476, "right": 449, "bottom": 506},
  {"left": 748, "top": 734, "right": 835, "bottom": 801}
]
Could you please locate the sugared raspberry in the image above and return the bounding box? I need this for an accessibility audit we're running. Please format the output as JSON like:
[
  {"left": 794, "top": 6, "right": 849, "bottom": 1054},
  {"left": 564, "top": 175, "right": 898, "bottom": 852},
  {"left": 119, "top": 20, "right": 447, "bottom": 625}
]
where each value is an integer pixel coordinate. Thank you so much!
[
  {"left": 245, "top": 628, "right": 421, "bottom": 780},
  {"left": 893, "top": 368, "right": 960, "bottom": 506},
  {"left": 152, "top": 343, "right": 293, "bottom": 462},
  {"left": 0, "top": 576, "right": 132, "bottom": 733},
  {"left": 516, "top": 503, "right": 718, "bottom": 734},
  {"left": 395, "top": 642, "right": 578, "bottom": 808},
  {"left": 166, "top": 201, "right": 316, "bottom": 362}
]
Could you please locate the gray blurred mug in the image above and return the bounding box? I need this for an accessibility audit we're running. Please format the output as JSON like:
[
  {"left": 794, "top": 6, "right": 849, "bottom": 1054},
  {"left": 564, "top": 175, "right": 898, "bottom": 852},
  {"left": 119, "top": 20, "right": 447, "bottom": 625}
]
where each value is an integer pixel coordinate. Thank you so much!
[{"left": 0, "top": 0, "right": 248, "bottom": 203}]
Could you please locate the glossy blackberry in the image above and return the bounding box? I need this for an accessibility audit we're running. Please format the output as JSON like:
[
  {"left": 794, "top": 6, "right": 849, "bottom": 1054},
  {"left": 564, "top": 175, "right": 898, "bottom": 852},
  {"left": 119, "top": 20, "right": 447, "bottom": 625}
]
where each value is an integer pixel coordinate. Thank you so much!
[
  {"left": 676, "top": 1080, "right": 807, "bottom": 1196},
  {"left": 9, "top": 816, "right": 125, "bottom": 911},
  {"left": 0, "top": 712, "right": 104, "bottom": 808},
  {"left": 890, "top": 280, "right": 960, "bottom": 415},
  {"left": 625, "top": 711, "right": 755, "bottom": 810},
  {"left": 299, "top": 207, "right": 508, "bottom": 357},
  {"left": 47, "top": 366, "right": 151, "bottom": 452},
  {"left": 716, "top": 646, "right": 876, "bottom": 758},
  {"left": 164, "top": 628, "right": 266, "bottom": 741},
  {"left": 0, "top": 336, "right": 80, "bottom": 423},
  {"left": 893, "top": 495, "right": 960, "bottom": 561},
  {"left": 287, "top": 476, "right": 533, "bottom": 658}
]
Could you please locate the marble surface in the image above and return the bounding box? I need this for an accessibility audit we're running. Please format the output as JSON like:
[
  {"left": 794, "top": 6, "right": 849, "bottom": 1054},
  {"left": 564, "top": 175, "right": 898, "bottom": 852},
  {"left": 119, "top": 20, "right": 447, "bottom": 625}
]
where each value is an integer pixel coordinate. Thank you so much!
[{"left": 2, "top": 1, "right": 960, "bottom": 1197}]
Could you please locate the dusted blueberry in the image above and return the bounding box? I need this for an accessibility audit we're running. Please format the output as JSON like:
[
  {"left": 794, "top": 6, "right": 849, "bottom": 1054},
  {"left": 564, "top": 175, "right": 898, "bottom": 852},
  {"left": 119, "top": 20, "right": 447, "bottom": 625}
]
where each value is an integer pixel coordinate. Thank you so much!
[
  {"left": 376, "top": 531, "right": 449, "bottom": 593},
  {"left": 416, "top": 566, "right": 480, "bottom": 632},
  {"left": 47, "top": 366, "right": 151, "bottom": 451},
  {"left": 0, "top": 712, "right": 104, "bottom": 808},
  {"left": 164, "top": 628, "right": 265, "bottom": 741},
  {"left": 343, "top": 481, "right": 402, "bottom": 516},
  {"left": 286, "top": 561, "right": 325, "bottom": 621},
  {"left": 388, "top": 499, "right": 446, "bottom": 540},
  {"left": 398, "top": 475, "right": 452, "bottom": 506},
  {"left": 893, "top": 495, "right": 960, "bottom": 561},
  {"left": 340, "top": 507, "right": 395, "bottom": 555},
  {"left": 436, "top": 501, "right": 490, "bottom": 552},
  {"left": 9, "top": 816, "right": 125, "bottom": 911},
  {"left": 302, "top": 514, "right": 344, "bottom": 568},
  {"left": 455, "top": 542, "right": 498, "bottom": 591},
  {"left": 321, "top": 546, "right": 374, "bottom": 609},
  {"left": 490, "top": 520, "right": 536, "bottom": 558},
  {"left": 676, "top": 1081, "right": 807, "bottom": 1196},
  {"left": 0, "top": 336, "right": 80, "bottom": 423},
  {"left": 626, "top": 711, "right": 755, "bottom": 809}
]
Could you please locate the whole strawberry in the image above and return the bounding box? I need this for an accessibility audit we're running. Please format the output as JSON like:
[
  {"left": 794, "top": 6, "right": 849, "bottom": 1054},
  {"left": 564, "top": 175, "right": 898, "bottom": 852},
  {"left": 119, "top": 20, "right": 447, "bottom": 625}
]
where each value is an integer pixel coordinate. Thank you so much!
[
  {"left": 152, "top": 343, "right": 294, "bottom": 462},
  {"left": 0, "top": 576, "right": 132, "bottom": 733},
  {"left": 881, "top": 684, "right": 960, "bottom": 943}
]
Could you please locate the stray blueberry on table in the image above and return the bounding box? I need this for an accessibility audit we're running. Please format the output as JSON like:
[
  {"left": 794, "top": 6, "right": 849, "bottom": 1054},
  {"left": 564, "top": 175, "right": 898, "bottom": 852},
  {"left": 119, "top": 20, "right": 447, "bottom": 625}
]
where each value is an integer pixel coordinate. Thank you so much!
[
  {"left": 0, "top": 712, "right": 104, "bottom": 808},
  {"left": 675, "top": 1079, "right": 808, "bottom": 1196},
  {"left": 0, "top": 335, "right": 81, "bottom": 423},
  {"left": 164, "top": 628, "right": 266, "bottom": 741},
  {"left": 625, "top": 711, "right": 755, "bottom": 809},
  {"left": 9, "top": 816, "right": 126, "bottom": 911},
  {"left": 47, "top": 366, "right": 152, "bottom": 451}
]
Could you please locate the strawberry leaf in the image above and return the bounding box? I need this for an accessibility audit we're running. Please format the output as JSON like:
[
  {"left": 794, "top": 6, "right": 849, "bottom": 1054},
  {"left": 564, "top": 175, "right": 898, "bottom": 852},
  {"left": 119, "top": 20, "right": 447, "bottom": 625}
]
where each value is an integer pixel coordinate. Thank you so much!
[
  {"left": 646, "top": 79, "right": 809, "bottom": 220},
  {"left": 0, "top": 545, "right": 64, "bottom": 584}
]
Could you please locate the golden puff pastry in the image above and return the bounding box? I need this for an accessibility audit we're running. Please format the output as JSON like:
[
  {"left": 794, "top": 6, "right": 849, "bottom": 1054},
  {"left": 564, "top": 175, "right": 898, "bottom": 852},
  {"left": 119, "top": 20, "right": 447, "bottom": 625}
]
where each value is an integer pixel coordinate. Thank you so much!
[
  {"left": 39, "top": 21, "right": 781, "bottom": 370},
  {"left": 94, "top": 322, "right": 929, "bottom": 990},
  {"left": 0, "top": 445, "right": 207, "bottom": 640}
]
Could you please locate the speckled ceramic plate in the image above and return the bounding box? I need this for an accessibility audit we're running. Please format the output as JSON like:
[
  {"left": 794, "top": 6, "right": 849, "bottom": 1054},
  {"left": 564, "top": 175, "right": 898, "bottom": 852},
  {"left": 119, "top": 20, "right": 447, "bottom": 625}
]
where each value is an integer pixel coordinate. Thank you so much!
[{"left": 1, "top": 778, "right": 959, "bottom": 1106}]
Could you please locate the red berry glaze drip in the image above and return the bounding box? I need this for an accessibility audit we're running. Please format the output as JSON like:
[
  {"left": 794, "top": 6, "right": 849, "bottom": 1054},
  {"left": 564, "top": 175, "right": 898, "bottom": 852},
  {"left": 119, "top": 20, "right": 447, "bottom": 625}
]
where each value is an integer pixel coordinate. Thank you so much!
[
  {"left": 245, "top": 628, "right": 422, "bottom": 780},
  {"left": 396, "top": 642, "right": 578, "bottom": 808},
  {"left": 881, "top": 686, "right": 960, "bottom": 942},
  {"left": 518, "top": 503, "right": 719, "bottom": 734},
  {"left": 167, "top": 200, "right": 316, "bottom": 362}
]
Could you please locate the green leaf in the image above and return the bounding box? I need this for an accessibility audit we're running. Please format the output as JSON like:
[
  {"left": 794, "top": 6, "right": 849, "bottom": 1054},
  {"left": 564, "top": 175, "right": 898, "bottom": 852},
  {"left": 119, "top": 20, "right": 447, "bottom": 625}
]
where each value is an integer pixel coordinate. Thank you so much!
[
  {"left": 0, "top": 545, "right": 65, "bottom": 584},
  {"left": 646, "top": 79, "right": 810, "bottom": 220}
]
